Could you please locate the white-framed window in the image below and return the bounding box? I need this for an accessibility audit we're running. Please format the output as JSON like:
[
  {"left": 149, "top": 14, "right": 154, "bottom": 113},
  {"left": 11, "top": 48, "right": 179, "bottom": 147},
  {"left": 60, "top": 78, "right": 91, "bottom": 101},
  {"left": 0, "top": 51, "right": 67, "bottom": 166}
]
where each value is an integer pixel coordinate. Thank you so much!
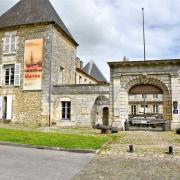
[
  {"left": 79, "top": 76, "right": 82, "bottom": 84},
  {"left": 131, "top": 105, "right": 136, "bottom": 115},
  {"left": 142, "top": 94, "right": 147, "bottom": 99},
  {"left": 0, "top": 63, "right": 21, "bottom": 87},
  {"left": 153, "top": 103, "right": 159, "bottom": 113},
  {"left": 0, "top": 96, "right": 13, "bottom": 120},
  {"left": 153, "top": 94, "right": 158, "bottom": 99},
  {"left": 4, "top": 65, "right": 15, "bottom": 86},
  {"left": 3, "top": 32, "right": 17, "bottom": 54},
  {"left": 61, "top": 101, "right": 71, "bottom": 120},
  {"left": 130, "top": 95, "right": 136, "bottom": 100}
]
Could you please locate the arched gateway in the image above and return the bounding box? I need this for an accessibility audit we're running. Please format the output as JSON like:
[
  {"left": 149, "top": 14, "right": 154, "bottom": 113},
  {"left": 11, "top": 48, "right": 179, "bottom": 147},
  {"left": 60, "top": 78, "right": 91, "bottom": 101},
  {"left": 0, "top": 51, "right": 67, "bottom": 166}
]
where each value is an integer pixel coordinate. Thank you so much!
[{"left": 108, "top": 59, "right": 180, "bottom": 130}]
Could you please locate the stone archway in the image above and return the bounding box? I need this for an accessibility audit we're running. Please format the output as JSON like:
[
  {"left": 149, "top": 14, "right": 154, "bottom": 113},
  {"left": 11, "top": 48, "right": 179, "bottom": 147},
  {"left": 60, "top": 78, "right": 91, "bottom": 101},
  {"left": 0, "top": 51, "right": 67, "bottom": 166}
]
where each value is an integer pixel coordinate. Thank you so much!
[
  {"left": 91, "top": 95, "right": 110, "bottom": 127},
  {"left": 124, "top": 77, "right": 172, "bottom": 121}
]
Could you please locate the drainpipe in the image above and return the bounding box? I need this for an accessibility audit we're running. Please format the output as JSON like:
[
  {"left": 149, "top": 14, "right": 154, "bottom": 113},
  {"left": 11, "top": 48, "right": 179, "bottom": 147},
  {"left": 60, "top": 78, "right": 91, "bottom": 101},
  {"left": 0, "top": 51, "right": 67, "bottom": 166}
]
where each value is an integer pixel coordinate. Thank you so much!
[{"left": 48, "top": 24, "right": 54, "bottom": 127}]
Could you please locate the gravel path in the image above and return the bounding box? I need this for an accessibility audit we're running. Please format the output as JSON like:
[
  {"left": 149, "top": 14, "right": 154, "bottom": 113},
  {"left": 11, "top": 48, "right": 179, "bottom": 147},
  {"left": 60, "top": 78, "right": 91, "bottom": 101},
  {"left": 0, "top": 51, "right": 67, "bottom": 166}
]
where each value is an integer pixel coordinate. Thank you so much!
[{"left": 73, "top": 131, "right": 180, "bottom": 180}]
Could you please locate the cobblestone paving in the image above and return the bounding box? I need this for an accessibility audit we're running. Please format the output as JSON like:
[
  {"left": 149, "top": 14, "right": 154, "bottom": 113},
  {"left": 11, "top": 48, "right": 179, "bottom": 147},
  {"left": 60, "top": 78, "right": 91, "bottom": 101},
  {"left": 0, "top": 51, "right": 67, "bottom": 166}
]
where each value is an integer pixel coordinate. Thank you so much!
[{"left": 73, "top": 131, "right": 180, "bottom": 180}]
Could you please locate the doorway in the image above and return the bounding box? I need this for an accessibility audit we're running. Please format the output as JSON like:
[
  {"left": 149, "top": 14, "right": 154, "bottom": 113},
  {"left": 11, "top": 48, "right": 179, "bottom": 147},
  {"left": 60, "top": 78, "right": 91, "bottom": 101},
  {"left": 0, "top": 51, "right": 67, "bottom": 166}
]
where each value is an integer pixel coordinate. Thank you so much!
[{"left": 102, "top": 107, "right": 109, "bottom": 126}]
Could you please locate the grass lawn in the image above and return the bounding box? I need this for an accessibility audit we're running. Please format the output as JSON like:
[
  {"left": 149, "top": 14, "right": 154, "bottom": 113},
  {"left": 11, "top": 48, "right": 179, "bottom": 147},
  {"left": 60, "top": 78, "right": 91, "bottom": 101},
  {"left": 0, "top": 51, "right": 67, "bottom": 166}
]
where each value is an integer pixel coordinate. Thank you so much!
[{"left": 0, "top": 128, "right": 111, "bottom": 150}]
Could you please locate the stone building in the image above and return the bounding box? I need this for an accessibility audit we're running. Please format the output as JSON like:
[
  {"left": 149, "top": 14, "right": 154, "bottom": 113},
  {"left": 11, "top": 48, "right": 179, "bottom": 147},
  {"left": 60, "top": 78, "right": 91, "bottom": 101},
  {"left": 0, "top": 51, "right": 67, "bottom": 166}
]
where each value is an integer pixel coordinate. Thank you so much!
[
  {"left": 0, "top": 0, "right": 109, "bottom": 127},
  {"left": 1, "top": 0, "right": 180, "bottom": 130},
  {"left": 108, "top": 59, "right": 180, "bottom": 130}
]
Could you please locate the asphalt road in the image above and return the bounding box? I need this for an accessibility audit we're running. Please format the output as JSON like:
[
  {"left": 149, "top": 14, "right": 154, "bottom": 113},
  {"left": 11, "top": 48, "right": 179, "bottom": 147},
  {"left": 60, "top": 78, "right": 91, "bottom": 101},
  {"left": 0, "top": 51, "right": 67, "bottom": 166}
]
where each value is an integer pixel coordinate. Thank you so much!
[{"left": 0, "top": 145, "right": 94, "bottom": 180}]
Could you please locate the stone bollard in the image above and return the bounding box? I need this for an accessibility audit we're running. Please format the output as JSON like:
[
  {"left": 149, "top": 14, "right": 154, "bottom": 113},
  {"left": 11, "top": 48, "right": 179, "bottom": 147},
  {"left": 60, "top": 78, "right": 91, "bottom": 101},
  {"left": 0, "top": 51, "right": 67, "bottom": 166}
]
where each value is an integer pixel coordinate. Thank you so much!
[
  {"left": 129, "top": 145, "right": 134, "bottom": 152},
  {"left": 168, "top": 146, "right": 173, "bottom": 154}
]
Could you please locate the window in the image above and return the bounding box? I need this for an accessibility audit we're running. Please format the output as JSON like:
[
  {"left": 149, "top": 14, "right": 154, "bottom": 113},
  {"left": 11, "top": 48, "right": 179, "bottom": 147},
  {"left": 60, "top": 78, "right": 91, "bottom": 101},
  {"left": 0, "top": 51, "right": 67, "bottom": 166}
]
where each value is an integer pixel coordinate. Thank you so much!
[
  {"left": 153, "top": 94, "right": 158, "bottom": 99},
  {"left": 141, "top": 105, "right": 148, "bottom": 108},
  {"left": 4, "top": 65, "right": 15, "bottom": 86},
  {"left": 142, "top": 94, "right": 147, "bottom": 99},
  {"left": 79, "top": 76, "right": 82, "bottom": 84},
  {"left": 3, "top": 32, "right": 16, "bottom": 54},
  {"left": 130, "top": 95, "right": 136, "bottom": 100},
  {"left": 153, "top": 103, "right": 159, "bottom": 113},
  {"left": 0, "top": 96, "right": 13, "bottom": 120},
  {"left": 0, "top": 64, "right": 21, "bottom": 87},
  {"left": 61, "top": 101, "right": 71, "bottom": 120},
  {"left": 131, "top": 105, "right": 136, "bottom": 115}
]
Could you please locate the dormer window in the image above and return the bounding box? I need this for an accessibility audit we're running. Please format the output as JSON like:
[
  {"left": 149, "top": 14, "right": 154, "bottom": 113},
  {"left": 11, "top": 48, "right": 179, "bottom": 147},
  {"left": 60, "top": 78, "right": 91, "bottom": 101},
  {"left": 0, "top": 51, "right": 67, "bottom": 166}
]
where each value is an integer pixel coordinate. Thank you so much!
[{"left": 3, "top": 32, "right": 16, "bottom": 54}]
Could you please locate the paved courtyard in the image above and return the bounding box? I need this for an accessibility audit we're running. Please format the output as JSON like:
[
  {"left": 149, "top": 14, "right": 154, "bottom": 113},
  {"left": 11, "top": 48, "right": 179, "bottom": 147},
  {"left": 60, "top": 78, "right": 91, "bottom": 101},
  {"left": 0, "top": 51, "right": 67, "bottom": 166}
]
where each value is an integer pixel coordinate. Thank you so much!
[
  {"left": 0, "top": 145, "right": 94, "bottom": 180},
  {"left": 73, "top": 131, "right": 180, "bottom": 180}
]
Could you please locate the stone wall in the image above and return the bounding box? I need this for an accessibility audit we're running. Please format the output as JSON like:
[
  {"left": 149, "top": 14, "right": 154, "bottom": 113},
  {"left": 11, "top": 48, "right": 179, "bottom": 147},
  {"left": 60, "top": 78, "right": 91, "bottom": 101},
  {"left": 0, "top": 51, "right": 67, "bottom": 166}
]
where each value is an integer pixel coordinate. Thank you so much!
[
  {"left": 53, "top": 84, "right": 109, "bottom": 95},
  {"left": 109, "top": 61, "right": 180, "bottom": 129},
  {"left": 52, "top": 84, "right": 109, "bottom": 127},
  {"left": 51, "top": 27, "right": 76, "bottom": 85},
  {"left": 41, "top": 25, "right": 77, "bottom": 125},
  {"left": 0, "top": 24, "right": 53, "bottom": 126},
  {"left": 171, "top": 74, "right": 180, "bottom": 129}
]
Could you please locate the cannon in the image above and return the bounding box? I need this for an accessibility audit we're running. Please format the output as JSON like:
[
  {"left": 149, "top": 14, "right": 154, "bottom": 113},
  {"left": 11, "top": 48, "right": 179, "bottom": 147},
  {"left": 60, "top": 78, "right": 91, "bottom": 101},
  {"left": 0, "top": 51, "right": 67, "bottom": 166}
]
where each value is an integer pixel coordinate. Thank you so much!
[{"left": 96, "top": 124, "right": 119, "bottom": 134}]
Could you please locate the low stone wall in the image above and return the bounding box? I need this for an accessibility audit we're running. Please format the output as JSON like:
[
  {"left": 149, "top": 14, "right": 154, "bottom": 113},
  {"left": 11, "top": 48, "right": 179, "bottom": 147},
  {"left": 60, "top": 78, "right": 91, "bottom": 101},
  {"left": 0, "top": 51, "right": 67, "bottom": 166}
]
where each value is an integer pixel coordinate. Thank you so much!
[
  {"left": 52, "top": 84, "right": 110, "bottom": 127},
  {"left": 53, "top": 84, "right": 109, "bottom": 95}
]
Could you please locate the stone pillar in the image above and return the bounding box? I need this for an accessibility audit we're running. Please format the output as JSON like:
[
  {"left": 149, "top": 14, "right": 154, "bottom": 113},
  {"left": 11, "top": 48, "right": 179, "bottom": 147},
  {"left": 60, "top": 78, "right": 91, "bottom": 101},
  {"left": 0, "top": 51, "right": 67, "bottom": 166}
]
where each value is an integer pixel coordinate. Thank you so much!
[
  {"left": 111, "top": 78, "right": 128, "bottom": 130},
  {"left": 171, "top": 75, "right": 180, "bottom": 129}
]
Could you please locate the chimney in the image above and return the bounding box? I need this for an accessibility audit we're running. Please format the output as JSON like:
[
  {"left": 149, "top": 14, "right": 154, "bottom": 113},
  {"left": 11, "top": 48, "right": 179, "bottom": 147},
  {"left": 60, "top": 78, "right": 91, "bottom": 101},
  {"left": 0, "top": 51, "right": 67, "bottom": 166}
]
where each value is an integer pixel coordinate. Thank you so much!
[
  {"left": 123, "top": 56, "right": 129, "bottom": 62},
  {"left": 75, "top": 57, "right": 81, "bottom": 68},
  {"left": 80, "top": 61, "right": 83, "bottom": 69}
]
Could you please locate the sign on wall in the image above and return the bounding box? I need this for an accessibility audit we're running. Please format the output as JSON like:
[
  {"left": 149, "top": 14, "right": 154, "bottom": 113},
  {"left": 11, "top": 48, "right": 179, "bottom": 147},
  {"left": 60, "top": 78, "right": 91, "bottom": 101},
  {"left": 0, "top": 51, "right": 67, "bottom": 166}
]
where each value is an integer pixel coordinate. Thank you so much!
[
  {"left": 23, "top": 39, "right": 43, "bottom": 90},
  {"left": 173, "top": 101, "right": 178, "bottom": 114}
]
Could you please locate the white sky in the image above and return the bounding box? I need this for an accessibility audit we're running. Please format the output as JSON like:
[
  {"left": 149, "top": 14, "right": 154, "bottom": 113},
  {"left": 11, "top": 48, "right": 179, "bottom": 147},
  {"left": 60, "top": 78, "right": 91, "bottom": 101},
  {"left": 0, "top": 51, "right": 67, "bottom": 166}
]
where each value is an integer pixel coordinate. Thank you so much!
[{"left": 1, "top": 0, "right": 180, "bottom": 80}]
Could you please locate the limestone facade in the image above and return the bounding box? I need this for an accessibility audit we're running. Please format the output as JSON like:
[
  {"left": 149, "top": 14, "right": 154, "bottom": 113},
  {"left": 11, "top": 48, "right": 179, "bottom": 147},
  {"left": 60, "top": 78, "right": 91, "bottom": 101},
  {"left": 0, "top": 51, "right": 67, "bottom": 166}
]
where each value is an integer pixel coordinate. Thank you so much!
[
  {"left": 108, "top": 60, "right": 180, "bottom": 130},
  {"left": 52, "top": 84, "right": 109, "bottom": 127},
  {"left": 0, "top": 24, "right": 77, "bottom": 126}
]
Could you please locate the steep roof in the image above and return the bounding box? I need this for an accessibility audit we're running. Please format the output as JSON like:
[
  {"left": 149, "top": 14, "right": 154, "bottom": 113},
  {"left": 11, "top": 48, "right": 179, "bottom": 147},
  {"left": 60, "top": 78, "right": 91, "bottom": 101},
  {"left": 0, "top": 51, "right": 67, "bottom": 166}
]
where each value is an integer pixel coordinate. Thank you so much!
[
  {"left": 76, "top": 67, "right": 99, "bottom": 83},
  {"left": 83, "top": 61, "right": 107, "bottom": 83},
  {"left": 0, "top": 0, "right": 78, "bottom": 45}
]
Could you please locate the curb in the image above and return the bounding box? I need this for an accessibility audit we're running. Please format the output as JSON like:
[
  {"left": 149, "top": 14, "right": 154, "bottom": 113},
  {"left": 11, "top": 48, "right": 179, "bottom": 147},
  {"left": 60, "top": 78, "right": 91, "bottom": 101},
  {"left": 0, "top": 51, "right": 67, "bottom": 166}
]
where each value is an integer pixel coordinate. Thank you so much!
[
  {"left": 0, "top": 142, "right": 96, "bottom": 154},
  {"left": 96, "top": 140, "right": 112, "bottom": 154}
]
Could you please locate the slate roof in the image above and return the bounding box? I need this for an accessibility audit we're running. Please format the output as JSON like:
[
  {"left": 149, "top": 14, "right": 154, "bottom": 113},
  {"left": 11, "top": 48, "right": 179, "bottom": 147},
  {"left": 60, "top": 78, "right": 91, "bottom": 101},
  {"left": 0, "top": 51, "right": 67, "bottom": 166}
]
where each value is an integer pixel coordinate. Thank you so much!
[
  {"left": 0, "top": 0, "right": 78, "bottom": 45},
  {"left": 83, "top": 61, "right": 108, "bottom": 83}
]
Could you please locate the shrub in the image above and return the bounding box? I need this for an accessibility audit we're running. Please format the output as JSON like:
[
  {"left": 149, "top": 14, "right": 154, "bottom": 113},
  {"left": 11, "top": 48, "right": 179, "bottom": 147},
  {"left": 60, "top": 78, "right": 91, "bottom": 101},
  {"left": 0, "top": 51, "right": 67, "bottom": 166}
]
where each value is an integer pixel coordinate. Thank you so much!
[{"left": 176, "top": 128, "right": 180, "bottom": 134}]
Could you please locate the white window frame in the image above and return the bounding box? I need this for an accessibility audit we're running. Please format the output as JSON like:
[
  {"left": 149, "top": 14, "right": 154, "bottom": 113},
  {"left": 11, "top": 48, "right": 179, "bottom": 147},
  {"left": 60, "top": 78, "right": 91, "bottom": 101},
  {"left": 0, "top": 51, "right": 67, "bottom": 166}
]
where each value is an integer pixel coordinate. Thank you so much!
[
  {"left": 4, "top": 65, "right": 15, "bottom": 86},
  {"left": 153, "top": 103, "right": 159, "bottom": 114},
  {"left": 3, "top": 32, "right": 17, "bottom": 55},
  {"left": 61, "top": 101, "right": 71, "bottom": 120},
  {"left": 0, "top": 96, "right": 13, "bottom": 120},
  {"left": 142, "top": 94, "right": 147, "bottom": 99},
  {"left": 153, "top": 94, "right": 158, "bottom": 99},
  {"left": 131, "top": 105, "right": 136, "bottom": 115},
  {"left": 79, "top": 76, "right": 82, "bottom": 84},
  {"left": 0, "top": 64, "right": 21, "bottom": 87}
]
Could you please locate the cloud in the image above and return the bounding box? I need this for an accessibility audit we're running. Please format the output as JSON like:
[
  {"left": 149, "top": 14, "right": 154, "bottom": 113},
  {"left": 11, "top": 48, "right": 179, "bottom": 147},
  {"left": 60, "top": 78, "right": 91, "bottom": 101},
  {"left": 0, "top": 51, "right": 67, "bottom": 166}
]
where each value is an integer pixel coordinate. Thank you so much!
[{"left": 1, "top": 0, "right": 180, "bottom": 80}]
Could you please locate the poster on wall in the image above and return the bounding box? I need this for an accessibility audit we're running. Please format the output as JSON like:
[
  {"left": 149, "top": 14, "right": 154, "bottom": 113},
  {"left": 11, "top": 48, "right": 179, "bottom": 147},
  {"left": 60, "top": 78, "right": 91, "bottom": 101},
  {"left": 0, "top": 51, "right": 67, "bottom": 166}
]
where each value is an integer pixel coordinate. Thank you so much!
[{"left": 23, "top": 39, "right": 43, "bottom": 90}]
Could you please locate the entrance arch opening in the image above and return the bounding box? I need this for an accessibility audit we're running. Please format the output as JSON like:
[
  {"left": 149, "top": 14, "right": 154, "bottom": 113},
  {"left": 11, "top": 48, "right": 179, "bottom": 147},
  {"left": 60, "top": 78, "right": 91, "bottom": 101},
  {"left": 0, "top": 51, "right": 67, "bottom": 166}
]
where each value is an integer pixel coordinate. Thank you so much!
[
  {"left": 102, "top": 107, "right": 109, "bottom": 126},
  {"left": 91, "top": 96, "right": 109, "bottom": 127},
  {"left": 128, "top": 84, "right": 165, "bottom": 128}
]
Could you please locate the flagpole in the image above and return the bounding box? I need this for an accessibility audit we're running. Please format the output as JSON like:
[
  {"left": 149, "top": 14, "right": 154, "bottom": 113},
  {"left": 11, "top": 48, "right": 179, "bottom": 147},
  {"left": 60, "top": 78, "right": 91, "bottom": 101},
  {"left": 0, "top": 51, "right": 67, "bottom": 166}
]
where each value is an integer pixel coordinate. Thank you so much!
[{"left": 142, "top": 8, "right": 146, "bottom": 61}]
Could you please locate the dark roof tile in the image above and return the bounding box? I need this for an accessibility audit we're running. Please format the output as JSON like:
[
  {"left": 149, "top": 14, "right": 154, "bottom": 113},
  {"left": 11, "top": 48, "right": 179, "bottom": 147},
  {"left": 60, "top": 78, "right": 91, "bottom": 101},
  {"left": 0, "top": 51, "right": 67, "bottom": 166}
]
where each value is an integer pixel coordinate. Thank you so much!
[
  {"left": 0, "top": 0, "right": 78, "bottom": 45},
  {"left": 83, "top": 61, "right": 107, "bottom": 82}
]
